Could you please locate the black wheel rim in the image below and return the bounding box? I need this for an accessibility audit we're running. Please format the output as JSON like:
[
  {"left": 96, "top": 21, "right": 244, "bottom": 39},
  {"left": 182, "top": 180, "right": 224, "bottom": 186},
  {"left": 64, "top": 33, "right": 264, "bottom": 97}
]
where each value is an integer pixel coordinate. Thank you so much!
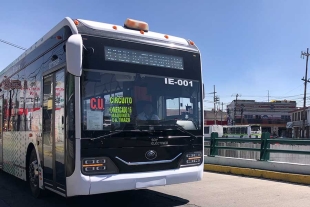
[{"left": 29, "top": 160, "right": 38, "bottom": 188}]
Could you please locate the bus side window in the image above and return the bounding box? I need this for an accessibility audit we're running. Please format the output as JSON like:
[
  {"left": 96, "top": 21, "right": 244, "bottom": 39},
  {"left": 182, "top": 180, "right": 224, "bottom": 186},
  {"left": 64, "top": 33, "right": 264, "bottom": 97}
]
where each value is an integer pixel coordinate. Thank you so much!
[
  {"left": 236, "top": 127, "right": 240, "bottom": 134},
  {"left": 223, "top": 127, "right": 227, "bottom": 134},
  {"left": 204, "top": 126, "right": 209, "bottom": 134}
]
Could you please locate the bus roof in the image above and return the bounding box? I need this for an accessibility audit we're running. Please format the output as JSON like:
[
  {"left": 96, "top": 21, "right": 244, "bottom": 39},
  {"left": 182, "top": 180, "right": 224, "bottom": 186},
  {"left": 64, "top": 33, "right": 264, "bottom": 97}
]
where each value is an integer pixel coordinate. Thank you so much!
[
  {"left": 1, "top": 17, "right": 197, "bottom": 76},
  {"left": 77, "top": 19, "right": 190, "bottom": 45},
  {"left": 222, "top": 124, "right": 261, "bottom": 127},
  {"left": 0, "top": 17, "right": 77, "bottom": 76}
]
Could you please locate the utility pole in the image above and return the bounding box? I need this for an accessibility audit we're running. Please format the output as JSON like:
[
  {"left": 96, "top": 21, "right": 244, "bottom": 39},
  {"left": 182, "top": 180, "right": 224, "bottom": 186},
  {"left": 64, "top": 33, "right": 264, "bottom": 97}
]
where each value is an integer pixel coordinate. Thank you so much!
[
  {"left": 232, "top": 93, "right": 241, "bottom": 125},
  {"left": 211, "top": 85, "right": 220, "bottom": 125},
  {"left": 301, "top": 48, "right": 310, "bottom": 138},
  {"left": 268, "top": 90, "right": 269, "bottom": 102},
  {"left": 214, "top": 85, "right": 216, "bottom": 125},
  {"left": 221, "top": 102, "right": 223, "bottom": 124}
]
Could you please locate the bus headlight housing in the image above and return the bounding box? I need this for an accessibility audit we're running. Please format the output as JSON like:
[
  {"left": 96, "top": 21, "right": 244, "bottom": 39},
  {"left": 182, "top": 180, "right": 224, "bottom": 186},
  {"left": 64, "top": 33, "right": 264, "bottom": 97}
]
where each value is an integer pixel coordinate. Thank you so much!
[
  {"left": 179, "top": 151, "right": 203, "bottom": 167},
  {"left": 81, "top": 157, "right": 119, "bottom": 175}
]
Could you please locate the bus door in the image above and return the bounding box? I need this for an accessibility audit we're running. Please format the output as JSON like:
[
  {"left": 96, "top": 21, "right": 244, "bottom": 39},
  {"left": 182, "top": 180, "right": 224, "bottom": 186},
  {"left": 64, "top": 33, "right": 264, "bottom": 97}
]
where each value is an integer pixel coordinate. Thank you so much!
[
  {"left": 42, "top": 69, "right": 65, "bottom": 194},
  {"left": 0, "top": 96, "right": 3, "bottom": 169}
]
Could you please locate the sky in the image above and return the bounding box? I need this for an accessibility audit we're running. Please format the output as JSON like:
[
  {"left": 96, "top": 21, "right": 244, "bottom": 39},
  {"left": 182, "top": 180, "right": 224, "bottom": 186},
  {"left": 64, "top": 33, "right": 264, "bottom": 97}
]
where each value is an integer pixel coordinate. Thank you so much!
[{"left": 1, "top": 0, "right": 310, "bottom": 111}]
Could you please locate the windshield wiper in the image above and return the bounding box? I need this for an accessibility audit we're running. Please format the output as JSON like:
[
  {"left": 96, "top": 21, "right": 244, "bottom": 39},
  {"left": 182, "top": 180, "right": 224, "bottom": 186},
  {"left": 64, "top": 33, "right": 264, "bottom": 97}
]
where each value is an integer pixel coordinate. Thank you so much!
[
  {"left": 136, "top": 121, "right": 198, "bottom": 142},
  {"left": 89, "top": 131, "right": 126, "bottom": 140},
  {"left": 89, "top": 126, "right": 158, "bottom": 140},
  {"left": 172, "top": 125, "right": 197, "bottom": 140},
  {"left": 166, "top": 124, "right": 197, "bottom": 143},
  {"left": 89, "top": 129, "right": 146, "bottom": 140},
  {"left": 88, "top": 122, "right": 149, "bottom": 140},
  {"left": 88, "top": 121, "right": 198, "bottom": 141}
]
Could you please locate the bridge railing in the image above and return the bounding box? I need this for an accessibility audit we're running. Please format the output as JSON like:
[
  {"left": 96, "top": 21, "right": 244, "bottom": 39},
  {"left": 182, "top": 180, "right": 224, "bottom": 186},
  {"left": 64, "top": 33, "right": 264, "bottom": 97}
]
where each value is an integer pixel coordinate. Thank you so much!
[{"left": 205, "top": 132, "right": 310, "bottom": 161}]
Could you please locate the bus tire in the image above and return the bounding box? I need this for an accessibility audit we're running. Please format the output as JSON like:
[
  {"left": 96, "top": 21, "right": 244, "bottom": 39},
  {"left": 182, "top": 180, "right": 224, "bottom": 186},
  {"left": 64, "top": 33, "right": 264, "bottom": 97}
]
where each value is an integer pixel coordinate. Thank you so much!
[{"left": 28, "top": 149, "right": 42, "bottom": 198}]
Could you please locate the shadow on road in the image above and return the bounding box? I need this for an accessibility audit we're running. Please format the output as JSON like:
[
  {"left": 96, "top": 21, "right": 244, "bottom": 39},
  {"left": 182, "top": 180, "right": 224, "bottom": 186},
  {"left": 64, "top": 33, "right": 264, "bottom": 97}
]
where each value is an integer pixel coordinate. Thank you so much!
[{"left": 0, "top": 171, "right": 189, "bottom": 207}]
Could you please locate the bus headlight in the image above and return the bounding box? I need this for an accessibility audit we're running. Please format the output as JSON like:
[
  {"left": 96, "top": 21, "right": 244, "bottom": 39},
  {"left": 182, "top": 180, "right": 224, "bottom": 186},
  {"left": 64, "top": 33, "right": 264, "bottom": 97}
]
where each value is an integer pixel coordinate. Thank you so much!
[
  {"left": 81, "top": 157, "right": 119, "bottom": 175},
  {"left": 179, "top": 151, "right": 203, "bottom": 167}
]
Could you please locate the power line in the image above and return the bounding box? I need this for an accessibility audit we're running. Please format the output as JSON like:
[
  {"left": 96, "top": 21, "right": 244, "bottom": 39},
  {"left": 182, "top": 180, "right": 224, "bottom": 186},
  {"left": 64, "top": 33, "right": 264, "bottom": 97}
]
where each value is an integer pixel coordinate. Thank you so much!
[
  {"left": 281, "top": 83, "right": 304, "bottom": 96},
  {"left": 215, "top": 93, "right": 310, "bottom": 98},
  {"left": 0, "top": 38, "right": 26, "bottom": 50},
  {"left": 206, "top": 93, "right": 309, "bottom": 100}
]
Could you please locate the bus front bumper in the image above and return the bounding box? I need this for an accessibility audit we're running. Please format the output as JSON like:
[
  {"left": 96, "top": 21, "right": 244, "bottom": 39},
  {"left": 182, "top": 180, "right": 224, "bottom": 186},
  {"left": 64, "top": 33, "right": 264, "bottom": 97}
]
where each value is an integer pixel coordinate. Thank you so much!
[{"left": 66, "top": 164, "right": 203, "bottom": 197}]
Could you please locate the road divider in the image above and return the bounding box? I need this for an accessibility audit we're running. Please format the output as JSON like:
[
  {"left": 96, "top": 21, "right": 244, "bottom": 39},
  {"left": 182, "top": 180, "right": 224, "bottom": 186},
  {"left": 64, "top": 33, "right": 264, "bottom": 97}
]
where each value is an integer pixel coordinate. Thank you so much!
[{"left": 204, "top": 164, "right": 310, "bottom": 185}]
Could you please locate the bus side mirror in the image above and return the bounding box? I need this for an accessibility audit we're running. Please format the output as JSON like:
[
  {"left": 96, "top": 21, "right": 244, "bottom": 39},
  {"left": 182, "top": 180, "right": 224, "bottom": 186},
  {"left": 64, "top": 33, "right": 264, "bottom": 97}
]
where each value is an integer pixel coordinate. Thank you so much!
[{"left": 66, "top": 34, "right": 83, "bottom": 77}]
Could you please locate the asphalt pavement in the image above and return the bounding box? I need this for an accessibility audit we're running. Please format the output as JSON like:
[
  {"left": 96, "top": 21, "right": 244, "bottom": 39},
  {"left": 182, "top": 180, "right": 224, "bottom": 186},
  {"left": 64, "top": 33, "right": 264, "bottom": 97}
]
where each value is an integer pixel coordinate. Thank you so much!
[{"left": 1, "top": 170, "right": 310, "bottom": 207}]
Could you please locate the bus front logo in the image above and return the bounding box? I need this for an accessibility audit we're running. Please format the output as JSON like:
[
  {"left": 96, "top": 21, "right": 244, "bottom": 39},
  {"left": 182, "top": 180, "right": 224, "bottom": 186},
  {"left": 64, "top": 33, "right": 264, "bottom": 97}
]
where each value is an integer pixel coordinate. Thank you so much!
[{"left": 145, "top": 150, "right": 157, "bottom": 160}]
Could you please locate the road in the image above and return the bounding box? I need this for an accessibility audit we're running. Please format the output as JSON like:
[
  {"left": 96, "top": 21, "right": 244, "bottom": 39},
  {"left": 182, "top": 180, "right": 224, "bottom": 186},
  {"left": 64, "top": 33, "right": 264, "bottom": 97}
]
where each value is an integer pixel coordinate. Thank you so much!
[{"left": 0, "top": 170, "right": 310, "bottom": 207}]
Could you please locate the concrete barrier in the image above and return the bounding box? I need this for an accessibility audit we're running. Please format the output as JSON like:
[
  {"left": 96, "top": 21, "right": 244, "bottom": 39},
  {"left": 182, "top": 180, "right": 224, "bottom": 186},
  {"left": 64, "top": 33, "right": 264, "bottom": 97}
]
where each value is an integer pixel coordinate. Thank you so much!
[
  {"left": 204, "top": 156, "right": 310, "bottom": 185},
  {"left": 204, "top": 163, "right": 310, "bottom": 185}
]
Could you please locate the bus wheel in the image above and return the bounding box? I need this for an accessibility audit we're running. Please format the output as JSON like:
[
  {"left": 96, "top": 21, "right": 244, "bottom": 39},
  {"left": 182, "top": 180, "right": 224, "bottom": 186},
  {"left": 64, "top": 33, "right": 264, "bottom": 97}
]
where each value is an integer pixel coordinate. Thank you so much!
[{"left": 28, "top": 149, "right": 41, "bottom": 198}]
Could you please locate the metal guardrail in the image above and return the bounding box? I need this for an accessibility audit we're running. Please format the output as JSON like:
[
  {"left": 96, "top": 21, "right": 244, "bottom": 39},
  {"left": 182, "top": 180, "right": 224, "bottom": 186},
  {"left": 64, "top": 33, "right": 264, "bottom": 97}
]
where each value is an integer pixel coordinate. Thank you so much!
[{"left": 204, "top": 132, "right": 310, "bottom": 161}]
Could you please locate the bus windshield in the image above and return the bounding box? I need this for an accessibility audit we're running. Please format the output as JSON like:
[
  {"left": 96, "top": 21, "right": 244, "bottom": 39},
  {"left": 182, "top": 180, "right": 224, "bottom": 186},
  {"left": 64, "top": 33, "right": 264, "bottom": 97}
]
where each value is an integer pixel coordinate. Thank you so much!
[
  {"left": 81, "top": 69, "right": 201, "bottom": 137},
  {"left": 251, "top": 126, "right": 261, "bottom": 131}
]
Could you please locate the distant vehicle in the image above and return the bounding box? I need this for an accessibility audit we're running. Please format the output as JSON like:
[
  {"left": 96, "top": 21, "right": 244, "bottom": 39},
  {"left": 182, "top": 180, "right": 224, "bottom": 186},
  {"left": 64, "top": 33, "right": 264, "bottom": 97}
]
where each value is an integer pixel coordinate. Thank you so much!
[
  {"left": 222, "top": 124, "right": 262, "bottom": 138},
  {"left": 204, "top": 125, "right": 223, "bottom": 138}
]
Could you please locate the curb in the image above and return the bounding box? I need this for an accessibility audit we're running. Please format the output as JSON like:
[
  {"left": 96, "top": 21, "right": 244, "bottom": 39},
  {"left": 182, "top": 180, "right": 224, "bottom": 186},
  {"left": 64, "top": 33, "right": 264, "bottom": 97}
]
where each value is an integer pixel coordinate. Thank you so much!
[{"left": 204, "top": 164, "right": 310, "bottom": 185}]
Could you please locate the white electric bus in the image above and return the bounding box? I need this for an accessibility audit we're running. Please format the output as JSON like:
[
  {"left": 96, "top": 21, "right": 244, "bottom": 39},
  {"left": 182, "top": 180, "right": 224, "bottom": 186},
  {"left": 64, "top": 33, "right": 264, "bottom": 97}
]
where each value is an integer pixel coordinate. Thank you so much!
[
  {"left": 0, "top": 17, "right": 204, "bottom": 197},
  {"left": 222, "top": 124, "right": 262, "bottom": 138},
  {"left": 204, "top": 125, "right": 223, "bottom": 137}
]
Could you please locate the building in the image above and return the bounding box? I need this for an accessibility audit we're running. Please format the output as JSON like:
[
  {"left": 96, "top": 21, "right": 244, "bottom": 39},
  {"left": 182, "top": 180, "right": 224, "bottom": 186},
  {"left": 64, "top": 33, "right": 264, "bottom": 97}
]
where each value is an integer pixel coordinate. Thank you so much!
[
  {"left": 287, "top": 107, "right": 310, "bottom": 138},
  {"left": 226, "top": 99, "right": 296, "bottom": 136},
  {"left": 204, "top": 110, "right": 227, "bottom": 125}
]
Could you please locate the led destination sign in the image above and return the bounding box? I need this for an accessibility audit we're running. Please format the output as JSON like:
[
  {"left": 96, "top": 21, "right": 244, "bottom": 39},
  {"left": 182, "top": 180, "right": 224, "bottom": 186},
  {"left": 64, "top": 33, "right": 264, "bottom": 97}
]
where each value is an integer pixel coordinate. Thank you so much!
[{"left": 105, "top": 46, "right": 184, "bottom": 70}]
